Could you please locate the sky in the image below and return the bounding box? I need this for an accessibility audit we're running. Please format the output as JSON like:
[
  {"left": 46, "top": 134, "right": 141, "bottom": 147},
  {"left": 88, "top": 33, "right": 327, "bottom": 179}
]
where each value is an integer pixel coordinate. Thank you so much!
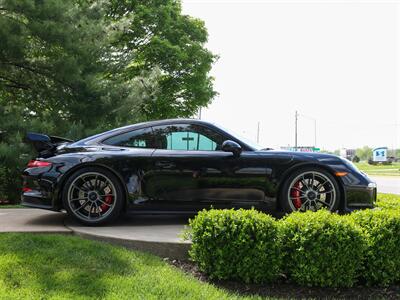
[{"left": 181, "top": 0, "right": 400, "bottom": 151}]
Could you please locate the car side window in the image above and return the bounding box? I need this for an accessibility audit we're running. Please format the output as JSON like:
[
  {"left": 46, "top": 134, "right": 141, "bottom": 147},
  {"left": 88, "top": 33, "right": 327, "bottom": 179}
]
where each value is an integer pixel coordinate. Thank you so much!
[
  {"left": 102, "top": 127, "right": 154, "bottom": 148},
  {"left": 152, "top": 124, "right": 224, "bottom": 151}
]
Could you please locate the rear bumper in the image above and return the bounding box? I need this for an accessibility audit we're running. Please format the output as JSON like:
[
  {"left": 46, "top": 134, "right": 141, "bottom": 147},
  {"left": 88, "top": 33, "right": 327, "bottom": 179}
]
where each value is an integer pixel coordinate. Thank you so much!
[
  {"left": 21, "top": 192, "right": 56, "bottom": 210},
  {"left": 21, "top": 172, "right": 59, "bottom": 210}
]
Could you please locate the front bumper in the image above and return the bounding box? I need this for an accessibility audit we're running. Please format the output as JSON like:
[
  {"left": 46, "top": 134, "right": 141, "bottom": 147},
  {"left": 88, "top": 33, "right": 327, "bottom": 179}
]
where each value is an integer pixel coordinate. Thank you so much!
[
  {"left": 344, "top": 185, "right": 377, "bottom": 211},
  {"left": 342, "top": 174, "right": 377, "bottom": 211}
]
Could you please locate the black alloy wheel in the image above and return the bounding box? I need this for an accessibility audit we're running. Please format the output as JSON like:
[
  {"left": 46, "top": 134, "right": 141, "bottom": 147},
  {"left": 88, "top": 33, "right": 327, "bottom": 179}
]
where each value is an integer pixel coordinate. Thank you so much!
[
  {"left": 281, "top": 168, "right": 340, "bottom": 213},
  {"left": 62, "top": 167, "right": 124, "bottom": 225}
]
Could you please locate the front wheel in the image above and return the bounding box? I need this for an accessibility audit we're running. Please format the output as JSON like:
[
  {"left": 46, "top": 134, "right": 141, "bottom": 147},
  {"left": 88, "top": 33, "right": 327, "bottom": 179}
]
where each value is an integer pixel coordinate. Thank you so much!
[
  {"left": 62, "top": 167, "right": 124, "bottom": 225},
  {"left": 280, "top": 168, "right": 341, "bottom": 213}
]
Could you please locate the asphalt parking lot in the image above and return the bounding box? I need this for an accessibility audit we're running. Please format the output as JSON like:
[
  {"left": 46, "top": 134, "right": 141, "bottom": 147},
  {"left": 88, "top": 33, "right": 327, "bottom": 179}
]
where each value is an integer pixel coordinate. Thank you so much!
[{"left": 370, "top": 176, "right": 400, "bottom": 195}]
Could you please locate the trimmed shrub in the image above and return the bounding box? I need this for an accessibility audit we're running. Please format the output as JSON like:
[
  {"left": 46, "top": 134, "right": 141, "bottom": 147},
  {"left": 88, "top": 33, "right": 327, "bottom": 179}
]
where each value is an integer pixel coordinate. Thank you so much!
[
  {"left": 279, "top": 210, "right": 366, "bottom": 287},
  {"left": 351, "top": 208, "right": 400, "bottom": 285},
  {"left": 186, "top": 208, "right": 282, "bottom": 283},
  {"left": 375, "top": 194, "right": 400, "bottom": 210}
]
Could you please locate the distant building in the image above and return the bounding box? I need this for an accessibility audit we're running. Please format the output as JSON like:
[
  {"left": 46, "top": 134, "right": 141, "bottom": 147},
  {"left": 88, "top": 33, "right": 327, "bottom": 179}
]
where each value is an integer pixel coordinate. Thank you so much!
[{"left": 340, "top": 148, "right": 356, "bottom": 160}]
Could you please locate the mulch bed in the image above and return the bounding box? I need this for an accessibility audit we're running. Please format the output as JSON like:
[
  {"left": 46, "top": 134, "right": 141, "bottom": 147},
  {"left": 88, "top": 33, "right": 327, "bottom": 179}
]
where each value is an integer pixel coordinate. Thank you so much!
[{"left": 166, "top": 259, "right": 400, "bottom": 299}]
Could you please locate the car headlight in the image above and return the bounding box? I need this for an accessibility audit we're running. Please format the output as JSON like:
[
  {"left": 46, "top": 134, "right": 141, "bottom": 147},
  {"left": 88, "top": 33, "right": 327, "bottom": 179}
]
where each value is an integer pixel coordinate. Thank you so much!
[{"left": 368, "top": 182, "right": 377, "bottom": 189}]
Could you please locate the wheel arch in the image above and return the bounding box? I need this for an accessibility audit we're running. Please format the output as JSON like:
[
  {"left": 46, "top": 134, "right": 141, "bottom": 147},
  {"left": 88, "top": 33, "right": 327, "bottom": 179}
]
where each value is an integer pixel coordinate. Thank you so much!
[
  {"left": 54, "top": 162, "right": 129, "bottom": 211},
  {"left": 276, "top": 162, "right": 346, "bottom": 211}
]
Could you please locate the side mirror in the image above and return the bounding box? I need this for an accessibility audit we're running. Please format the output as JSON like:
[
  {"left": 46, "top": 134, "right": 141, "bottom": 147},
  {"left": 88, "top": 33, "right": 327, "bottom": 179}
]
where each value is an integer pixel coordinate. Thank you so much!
[{"left": 222, "top": 140, "right": 242, "bottom": 157}]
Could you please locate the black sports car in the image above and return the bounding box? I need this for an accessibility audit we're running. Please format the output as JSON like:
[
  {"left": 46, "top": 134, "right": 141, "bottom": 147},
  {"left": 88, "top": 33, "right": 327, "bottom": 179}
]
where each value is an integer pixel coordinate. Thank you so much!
[{"left": 22, "top": 119, "right": 377, "bottom": 225}]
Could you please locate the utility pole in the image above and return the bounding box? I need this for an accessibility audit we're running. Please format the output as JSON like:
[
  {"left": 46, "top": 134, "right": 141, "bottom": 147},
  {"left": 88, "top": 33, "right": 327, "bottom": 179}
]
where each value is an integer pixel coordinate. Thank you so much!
[
  {"left": 314, "top": 119, "right": 317, "bottom": 148},
  {"left": 198, "top": 107, "right": 202, "bottom": 120},
  {"left": 295, "top": 110, "right": 298, "bottom": 151},
  {"left": 257, "top": 122, "right": 260, "bottom": 144}
]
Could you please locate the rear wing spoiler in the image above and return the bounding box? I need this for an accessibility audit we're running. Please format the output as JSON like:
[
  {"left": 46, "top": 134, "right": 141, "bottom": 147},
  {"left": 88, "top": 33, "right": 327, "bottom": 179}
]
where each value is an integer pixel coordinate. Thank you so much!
[{"left": 25, "top": 132, "right": 74, "bottom": 157}]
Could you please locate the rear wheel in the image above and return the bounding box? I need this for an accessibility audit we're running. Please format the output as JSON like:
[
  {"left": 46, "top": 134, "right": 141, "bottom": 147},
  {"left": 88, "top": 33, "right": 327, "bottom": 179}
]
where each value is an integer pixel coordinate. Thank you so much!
[
  {"left": 62, "top": 167, "right": 124, "bottom": 225},
  {"left": 281, "top": 168, "right": 340, "bottom": 213}
]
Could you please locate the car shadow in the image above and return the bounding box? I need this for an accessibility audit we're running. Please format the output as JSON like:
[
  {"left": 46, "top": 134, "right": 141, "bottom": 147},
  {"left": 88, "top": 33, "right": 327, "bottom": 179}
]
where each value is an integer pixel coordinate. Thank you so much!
[{"left": 25, "top": 212, "right": 66, "bottom": 227}]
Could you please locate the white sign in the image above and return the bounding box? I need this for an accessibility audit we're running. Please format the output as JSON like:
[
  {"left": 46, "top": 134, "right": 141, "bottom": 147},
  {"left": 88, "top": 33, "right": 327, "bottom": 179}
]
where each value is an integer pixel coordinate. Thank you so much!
[{"left": 372, "top": 147, "right": 387, "bottom": 162}]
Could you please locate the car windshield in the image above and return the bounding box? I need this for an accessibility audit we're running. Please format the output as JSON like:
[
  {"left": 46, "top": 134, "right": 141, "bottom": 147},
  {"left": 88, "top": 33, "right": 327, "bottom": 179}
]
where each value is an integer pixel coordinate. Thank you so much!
[{"left": 215, "top": 123, "right": 264, "bottom": 151}]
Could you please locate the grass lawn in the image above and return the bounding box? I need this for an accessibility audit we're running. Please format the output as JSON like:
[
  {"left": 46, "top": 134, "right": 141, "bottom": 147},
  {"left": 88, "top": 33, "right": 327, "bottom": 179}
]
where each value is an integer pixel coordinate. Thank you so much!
[
  {"left": 355, "top": 162, "right": 400, "bottom": 177},
  {"left": 0, "top": 233, "right": 258, "bottom": 300}
]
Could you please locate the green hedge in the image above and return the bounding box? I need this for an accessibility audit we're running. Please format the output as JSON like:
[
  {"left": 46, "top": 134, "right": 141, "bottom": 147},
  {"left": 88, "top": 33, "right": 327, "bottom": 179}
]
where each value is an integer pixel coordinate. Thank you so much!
[
  {"left": 279, "top": 210, "right": 366, "bottom": 287},
  {"left": 352, "top": 208, "right": 400, "bottom": 285},
  {"left": 375, "top": 193, "right": 400, "bottom": 210},
  {"left": 186, "top": 195, "right": 400, "bottom": 287},
  {"left": 186, "top": 209, "right": 281, "bottom": 283}
]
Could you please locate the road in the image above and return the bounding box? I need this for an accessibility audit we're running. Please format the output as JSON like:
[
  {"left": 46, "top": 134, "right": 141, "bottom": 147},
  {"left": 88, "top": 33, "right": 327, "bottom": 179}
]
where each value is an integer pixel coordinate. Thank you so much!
[{"left": 370, "top": 176, "right": 400, "bottom": 195}]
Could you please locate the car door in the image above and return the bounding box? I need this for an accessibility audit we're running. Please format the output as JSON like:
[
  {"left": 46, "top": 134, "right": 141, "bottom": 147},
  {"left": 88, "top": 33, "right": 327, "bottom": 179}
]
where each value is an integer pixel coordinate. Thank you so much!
[
  {"left": 146, "top": 123, "right": 271, "bottom": 211},
  {"left": 100, "top": 126, "right": 157, "bottom": 207}
]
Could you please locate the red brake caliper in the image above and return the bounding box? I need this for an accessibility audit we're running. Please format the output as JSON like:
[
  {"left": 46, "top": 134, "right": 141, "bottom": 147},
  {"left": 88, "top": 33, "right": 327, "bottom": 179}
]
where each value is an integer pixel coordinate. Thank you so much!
[
  {"left": 100, "top": 195, "right": 113, "bottom": 212},
  {"left": 291, "top": 181, "right": 302, "bottom": 209}
]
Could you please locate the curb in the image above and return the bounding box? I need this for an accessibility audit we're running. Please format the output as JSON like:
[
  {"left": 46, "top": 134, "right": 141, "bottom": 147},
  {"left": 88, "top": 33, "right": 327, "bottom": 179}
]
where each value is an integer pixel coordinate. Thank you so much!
[
  {"left": 71, "top": 230, "right": 191, "bottom": 261},
  {"left": 63, "top": 218, "right": 191, "bottom": 261}
]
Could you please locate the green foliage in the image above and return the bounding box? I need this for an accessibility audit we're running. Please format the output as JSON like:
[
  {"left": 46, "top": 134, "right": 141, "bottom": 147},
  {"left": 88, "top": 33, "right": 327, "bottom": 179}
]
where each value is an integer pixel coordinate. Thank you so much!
[
  {"left": 107, "top": 0, "right": 217, "bottom": 119},
  {"left": 186, "top": 209, "right": 282, "bottom": 283},
  {"left": 279, "top": 210, "right": 366, "bottom": 287},
  {"left": 376, "top": 193, "right": 400, "bottom": 210},
  {"left": 0, "top": 0, "right": 115, "bottom": 124},
  {"left": 0, "top": 233, "right": 251, "bottom": 299},
  {"left": 0, "top": 165, "right": 7, "bottom": 200},
  {"left": 354, "top": 162, "right": 400, "bottom": 177},
  {"left": 351, "top": 208, "right": 400, "bottom": 285},
  {"left": 187, "top": 196, "right": 400, "bottom": 288},
  {"left": 356, "top": 146, "right": 373, "bottom": 161}
]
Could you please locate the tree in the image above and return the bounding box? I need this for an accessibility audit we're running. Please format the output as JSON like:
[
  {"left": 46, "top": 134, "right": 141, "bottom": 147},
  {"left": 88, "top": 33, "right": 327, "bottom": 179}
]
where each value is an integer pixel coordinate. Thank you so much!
[
  {"left": 0, "top": 0, "right": 109, "bottom": 124},
  {"left": 107, "top": 0, "right": 217, "bottom": 119},
  {"left": 356, "top": 146, "right": 372, "bottom": 161},
  {"left": 0, "top": 0, "right": 216, "bottom": 125}
]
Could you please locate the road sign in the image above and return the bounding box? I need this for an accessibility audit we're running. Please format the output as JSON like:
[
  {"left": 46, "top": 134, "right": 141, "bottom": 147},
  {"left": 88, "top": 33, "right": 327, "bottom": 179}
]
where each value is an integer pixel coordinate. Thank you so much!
[{"left": 372, "top": 147, "right": 388, "bottom": 162}]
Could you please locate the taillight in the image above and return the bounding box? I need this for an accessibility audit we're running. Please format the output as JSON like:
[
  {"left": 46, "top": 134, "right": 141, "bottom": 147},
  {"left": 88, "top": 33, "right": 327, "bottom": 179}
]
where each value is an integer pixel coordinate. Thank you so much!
[{"left": 27, "top": 160, "right": 52, "bottom": 168}]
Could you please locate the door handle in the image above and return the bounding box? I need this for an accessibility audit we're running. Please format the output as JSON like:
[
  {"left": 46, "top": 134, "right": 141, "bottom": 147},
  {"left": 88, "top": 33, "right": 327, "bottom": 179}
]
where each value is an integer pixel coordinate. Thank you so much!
[{"left": 155, "top": 161, "right": 175, "bottom": 169}]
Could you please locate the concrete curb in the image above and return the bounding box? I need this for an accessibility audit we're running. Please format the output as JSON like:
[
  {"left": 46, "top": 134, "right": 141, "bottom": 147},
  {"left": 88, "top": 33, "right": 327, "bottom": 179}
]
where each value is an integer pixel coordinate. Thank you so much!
[
  {"left": 70, "top": 230, "right": 191, "bottom": 261},
  {"left": 64, "top": 216, "right": 192, "bottom": 261}
]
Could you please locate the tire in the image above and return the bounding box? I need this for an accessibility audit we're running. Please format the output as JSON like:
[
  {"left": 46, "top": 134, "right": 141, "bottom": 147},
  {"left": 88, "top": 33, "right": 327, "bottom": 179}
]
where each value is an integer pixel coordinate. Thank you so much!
[
  {"left": 62, "top": 166, "right": 125, "bottom": 225},
  {"left": 280, "top": 167, "right": 341, "bottom": 213}
]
